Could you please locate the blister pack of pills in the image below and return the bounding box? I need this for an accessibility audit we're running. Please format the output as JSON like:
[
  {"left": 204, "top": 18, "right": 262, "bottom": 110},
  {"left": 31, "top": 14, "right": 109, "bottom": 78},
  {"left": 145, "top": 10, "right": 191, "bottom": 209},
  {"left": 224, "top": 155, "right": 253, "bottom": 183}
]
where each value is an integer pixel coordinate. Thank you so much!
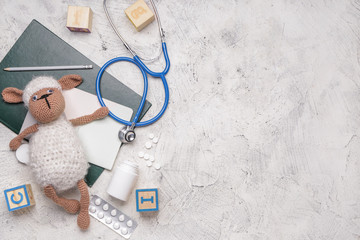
[{"left": 89, "top": 195, "right": 137, "bottom": 239}]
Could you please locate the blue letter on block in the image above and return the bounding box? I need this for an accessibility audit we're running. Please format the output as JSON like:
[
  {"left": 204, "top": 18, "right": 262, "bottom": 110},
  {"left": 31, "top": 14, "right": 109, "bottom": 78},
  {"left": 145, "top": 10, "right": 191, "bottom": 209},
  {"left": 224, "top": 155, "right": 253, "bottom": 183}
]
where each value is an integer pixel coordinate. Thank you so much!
[
  {"left": 136, "top": 188, "right": 158, "bottom": 212},
  {"left": 4, "top": 184, "right": 35, "bottom": 211},
  {"left": 141, "top": 196, "right": 154, "bottom": 204}
]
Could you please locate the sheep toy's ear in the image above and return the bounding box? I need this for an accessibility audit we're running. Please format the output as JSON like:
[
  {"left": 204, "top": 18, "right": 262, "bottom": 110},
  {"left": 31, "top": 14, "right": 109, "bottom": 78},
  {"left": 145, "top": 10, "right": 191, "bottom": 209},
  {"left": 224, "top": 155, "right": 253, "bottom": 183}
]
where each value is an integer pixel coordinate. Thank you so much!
[
  {"left": 58, "top": 74, "right": 83, "bottom": 90},
  {"left": 2, "top": 87, "right": 24, "bottom": 103}
]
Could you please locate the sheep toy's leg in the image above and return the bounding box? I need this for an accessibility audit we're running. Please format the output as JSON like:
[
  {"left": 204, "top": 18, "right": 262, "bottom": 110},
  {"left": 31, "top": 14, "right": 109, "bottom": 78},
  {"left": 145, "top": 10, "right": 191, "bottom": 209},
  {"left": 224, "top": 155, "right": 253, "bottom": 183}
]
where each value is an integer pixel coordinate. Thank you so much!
[
  {"left": 77, "top": 179, "right": 90, "bottom": 230},
  {"left": 44, "top": 185, "right": 80, "bottom": 214}
]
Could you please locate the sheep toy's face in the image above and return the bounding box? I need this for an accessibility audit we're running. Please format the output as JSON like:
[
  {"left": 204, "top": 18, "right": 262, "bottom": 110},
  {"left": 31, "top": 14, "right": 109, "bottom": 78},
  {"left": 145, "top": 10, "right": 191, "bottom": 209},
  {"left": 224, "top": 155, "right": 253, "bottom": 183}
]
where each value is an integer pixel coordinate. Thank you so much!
[
  {"left": 28, "top": 87, "right": 65, "bottom": 123},
  {"left": 2, "top": 75, "right": 82, "bottom": 124}
]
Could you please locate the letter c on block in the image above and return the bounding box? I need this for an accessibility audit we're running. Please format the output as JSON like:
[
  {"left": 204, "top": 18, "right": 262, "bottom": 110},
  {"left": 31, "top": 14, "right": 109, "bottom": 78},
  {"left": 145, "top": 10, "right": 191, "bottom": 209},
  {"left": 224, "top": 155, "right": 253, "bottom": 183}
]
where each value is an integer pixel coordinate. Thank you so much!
[{"left": 11, "top": 192, "right": 23, "bottom": 204}]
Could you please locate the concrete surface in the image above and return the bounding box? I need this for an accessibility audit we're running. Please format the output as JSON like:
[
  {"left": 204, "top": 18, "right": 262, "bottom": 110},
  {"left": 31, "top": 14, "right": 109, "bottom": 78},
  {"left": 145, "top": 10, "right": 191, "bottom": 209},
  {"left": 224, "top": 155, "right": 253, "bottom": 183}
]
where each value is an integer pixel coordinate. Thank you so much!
[{"left": 0, "top": 0, "right": 360, "bottom": 239}]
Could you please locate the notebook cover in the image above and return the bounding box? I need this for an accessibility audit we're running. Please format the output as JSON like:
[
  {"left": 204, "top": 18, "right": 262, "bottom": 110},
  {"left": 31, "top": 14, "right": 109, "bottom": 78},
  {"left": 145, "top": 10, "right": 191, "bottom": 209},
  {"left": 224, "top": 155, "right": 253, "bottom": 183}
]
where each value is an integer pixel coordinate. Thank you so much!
[{"left": 0, "top": 19, "right": 152, "bottom": 187}]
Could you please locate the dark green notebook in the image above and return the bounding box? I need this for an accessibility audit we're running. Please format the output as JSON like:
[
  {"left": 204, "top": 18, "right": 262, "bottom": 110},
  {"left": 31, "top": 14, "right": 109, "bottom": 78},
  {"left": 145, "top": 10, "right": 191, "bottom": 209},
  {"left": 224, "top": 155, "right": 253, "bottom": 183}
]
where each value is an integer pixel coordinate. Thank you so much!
[{"left": 0, "top": 20, "right": 151, "bottom": 187}]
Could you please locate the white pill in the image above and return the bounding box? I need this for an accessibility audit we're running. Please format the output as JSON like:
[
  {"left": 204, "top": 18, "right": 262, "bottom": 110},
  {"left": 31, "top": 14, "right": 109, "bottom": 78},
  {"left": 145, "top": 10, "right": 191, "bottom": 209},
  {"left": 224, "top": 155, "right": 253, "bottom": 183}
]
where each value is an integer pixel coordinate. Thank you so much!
[
  {"left": 127, "top": 220, "right": 133, "bottom": 227},
  {"left": 111, "top": 209, "right": 117, "bottom": 216},
  {"left": 152, "top": 137, "right": 159, "bottom": 144},
  {"left": 105, "top": 217, "right": 112, "bottom": 224},
  {"left": 95, "top": 198, "right": 102, "bottom": 205},
  {"left": 149, "top": 133, "right": 154, "bottom": 139},
  {"left": 154, "top": 163, "right": 161, "bottom": 170},
  {"left": 102, "top": 204, "right": 109, "bottom": 211},
  {"left": 97, "top": 212, "right": 104, "bottom": 219},
  {"left": 146, "top": 161, "right": 152, "bottom": 167},
  {"left": 138, "top": 151, "right": 144, "bottom": 158},
  {"left": 119, "top": 214, "right": 125, "bottom": 221},
  {"left": 121, "top": 228, "right": 128, "bottom": 235},
  {"left": 145, "top": 141, "right": 152, "bottom": 149},
  {"left": 15, "top": 143, "right": 30, "bottom": 165},
  {"left": 144, "top": 154, "right": 150, "bottom": 160},
  {"left": 89, "top": 206, "right": 96, "bottom": 213},
  {"left": 113, "top": 222, "right": 120, "bottom": 230},
  {"left": 149, "top": 156, "right": 155, "bottom": 162}
]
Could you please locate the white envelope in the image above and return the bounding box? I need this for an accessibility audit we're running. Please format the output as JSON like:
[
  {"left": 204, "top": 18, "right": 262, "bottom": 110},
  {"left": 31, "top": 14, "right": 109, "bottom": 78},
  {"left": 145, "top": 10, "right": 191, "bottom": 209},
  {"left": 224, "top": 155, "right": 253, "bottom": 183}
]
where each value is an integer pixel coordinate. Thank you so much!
[{"left": 20, "top": 88, "right": 133, "bottom": 170}]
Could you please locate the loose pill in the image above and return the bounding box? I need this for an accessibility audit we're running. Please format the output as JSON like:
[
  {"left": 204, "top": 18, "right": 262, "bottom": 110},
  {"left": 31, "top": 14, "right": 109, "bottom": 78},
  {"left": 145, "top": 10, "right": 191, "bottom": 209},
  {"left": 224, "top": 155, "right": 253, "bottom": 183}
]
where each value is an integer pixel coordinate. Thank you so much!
[
  {"left": 149, "top": 133, "right": 154, "bottom": 139},
  {"left": 138, "top": 151, "right": 144, "bottom": 158},
  {"left": 121, "top": 228, "right": 128, "bottom": 235},
  {"left": 127, "top": 220, "right": 133, "bottom": 227},
  {"left": 149, "top": 155, "right": 155, "bottom": 162},
  {"left": 113, "top": 222, "right": 120, "bottom": 230},
  {"left": 146, "top": 161, "right": 152, "bottom": 167},
  {"left": 119, "top": 214, "right": 125, "bottom": 221},
  {"left": 103, "top": 204, "right": 109, "bottom": 211},
  {"left": 154, "top": 163, "right": 161, "bottom": 170},
  {"left": 111, "top": 209, "right": 117, "bottom": 216},
  {"left": 144, "top": 153, "right": 150, "bottom": 160},
  {"left": 145, "top": 141, "right": 152, "bottom": 149},
  {"left": 97, "top": 212, "right": 104, "bottom": 219},
  {"left": 152, "top": 137, "right": 159, "bottom": 144},
  {"left": 95, "top": 198, "right": 102, "bottom": 205}
]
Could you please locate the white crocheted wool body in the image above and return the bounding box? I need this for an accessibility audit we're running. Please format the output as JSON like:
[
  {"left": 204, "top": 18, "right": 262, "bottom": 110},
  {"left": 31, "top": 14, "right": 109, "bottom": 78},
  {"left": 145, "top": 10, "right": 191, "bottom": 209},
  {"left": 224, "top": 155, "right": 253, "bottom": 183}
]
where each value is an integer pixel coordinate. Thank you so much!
[{"left": 29, "top": 114, "right": 89, "bottom": 192}]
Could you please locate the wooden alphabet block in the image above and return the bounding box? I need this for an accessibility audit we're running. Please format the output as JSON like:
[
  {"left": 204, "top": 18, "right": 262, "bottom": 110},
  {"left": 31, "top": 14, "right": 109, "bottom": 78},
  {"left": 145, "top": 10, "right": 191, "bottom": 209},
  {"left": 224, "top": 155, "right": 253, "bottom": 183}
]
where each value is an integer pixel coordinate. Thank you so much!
[
  {"left": 125, "top": 0, "right": 155, "bottom": 31},
  {"left": 135, "top": 188, "right": 158, "bottom": 212},
  {"left": 4, "top": 184, "right": 35, "bottom": 211},
  {"left": 66, "top": 6, "right": 93, "bottom": 33}
]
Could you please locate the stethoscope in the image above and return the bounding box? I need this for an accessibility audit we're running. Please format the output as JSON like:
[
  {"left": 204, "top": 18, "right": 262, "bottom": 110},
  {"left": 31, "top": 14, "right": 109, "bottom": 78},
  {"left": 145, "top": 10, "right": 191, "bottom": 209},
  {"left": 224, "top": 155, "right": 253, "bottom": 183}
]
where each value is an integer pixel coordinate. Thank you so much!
[{"left": 96, "top": 0, "right": 170, "bottom": 144}]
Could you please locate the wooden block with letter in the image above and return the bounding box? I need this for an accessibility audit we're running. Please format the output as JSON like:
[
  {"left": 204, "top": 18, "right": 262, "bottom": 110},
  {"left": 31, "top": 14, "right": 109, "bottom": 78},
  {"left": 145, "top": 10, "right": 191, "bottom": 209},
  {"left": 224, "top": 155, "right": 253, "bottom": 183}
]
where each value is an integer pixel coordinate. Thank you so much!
[
  {"left": 66, "top": 6, "right": 93, "bottom": 33},
  {"left": 4, "top": 184, "right": 35, "bottom": 211},
  {"left": 136, "top": 188, "right": 158, "bottom": 212},
  {"left": 125, "top": 0, "right": 155, "bottom": 31}
]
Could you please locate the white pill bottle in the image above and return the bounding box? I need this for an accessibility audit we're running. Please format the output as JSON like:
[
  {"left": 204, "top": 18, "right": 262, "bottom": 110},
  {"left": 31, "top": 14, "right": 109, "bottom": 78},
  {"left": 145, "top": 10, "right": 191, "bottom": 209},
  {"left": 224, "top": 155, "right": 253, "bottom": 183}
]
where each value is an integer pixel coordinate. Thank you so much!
[{"left": 107, "top": 161, "right": 139, "bottom": 201}]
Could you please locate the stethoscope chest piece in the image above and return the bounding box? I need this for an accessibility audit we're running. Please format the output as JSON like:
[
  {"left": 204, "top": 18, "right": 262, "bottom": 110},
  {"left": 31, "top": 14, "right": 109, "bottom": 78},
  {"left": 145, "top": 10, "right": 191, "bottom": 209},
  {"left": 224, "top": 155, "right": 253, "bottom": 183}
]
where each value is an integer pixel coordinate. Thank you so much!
[{"left": 119, "top": 124, "right": 136, "bottom": 143}]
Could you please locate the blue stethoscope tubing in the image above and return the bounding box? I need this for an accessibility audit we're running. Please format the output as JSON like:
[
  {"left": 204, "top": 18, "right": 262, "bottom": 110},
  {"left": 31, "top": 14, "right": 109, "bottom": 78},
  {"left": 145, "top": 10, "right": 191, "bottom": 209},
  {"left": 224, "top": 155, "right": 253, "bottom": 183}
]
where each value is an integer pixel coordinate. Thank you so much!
[{"left": 95, "top": 42, "right": 170, "bottom": 127}]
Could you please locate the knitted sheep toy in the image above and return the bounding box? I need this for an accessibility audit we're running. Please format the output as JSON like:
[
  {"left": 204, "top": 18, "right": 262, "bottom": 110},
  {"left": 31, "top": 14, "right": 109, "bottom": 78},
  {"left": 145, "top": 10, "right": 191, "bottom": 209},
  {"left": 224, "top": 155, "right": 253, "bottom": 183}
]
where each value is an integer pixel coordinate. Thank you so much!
[{"left": 1, "top": 74, "right": 109, "bottom": 230}]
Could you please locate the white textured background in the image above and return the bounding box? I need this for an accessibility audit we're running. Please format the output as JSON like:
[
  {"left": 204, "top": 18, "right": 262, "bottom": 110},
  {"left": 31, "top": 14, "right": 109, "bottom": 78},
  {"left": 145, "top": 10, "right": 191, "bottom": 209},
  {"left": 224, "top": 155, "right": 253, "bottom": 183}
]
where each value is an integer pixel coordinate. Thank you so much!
[{"left": 1, "top": 0, "right": 360, "bottom": 239}]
